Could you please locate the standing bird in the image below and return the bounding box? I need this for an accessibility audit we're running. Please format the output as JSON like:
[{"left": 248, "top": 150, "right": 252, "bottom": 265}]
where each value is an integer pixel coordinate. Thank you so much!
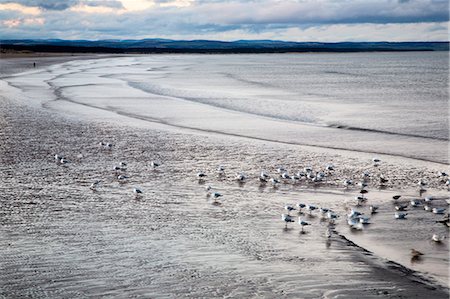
[
  {"left": 151, "top": 161, "right": 160, "bottom": 168},
  {"left": 285, "top": 204, "right": 296, "bottom": 215},
  {"left": 133, "top": 188, "right": 143, "bottom": 198},
  {"left": 298, "top": 218, "right": 310, "bottom": 233},
  {"left": 411, "top": 249, "right": 424, "bottom": 260},
  {"left": 282, "top": 214, "right": 295, "bottom": 228},
  {"left": 369, "top": 205, "right": 379, "bottom": 214},
  {"left": 392, "top": 195, "right": 401, "bottom": 202},
  {"left": 343, "top": 179, "right": 353, "bottom": 189},
  {"left": 270, "top": 177, "right": 280, "bottom": 186},
  {"left": 410, "top": 199, "right": 421, "bottom": 207},
  {"left": 395, "top": 212, "right": 407, "bottom": 219},
  {"left": 197, "top": 172, "right": 207, "bottom": 180},
  {"left": 432, "top": 234, "right": 445, "bottom": 242},
  {"left": 297, "top": 203, "right": 306, "bottom": 213},
  {"left": 217, "top": 165, "right": 225, "bottom": 175},
  {"left": 235, "top": 172, "right": 247, "bottom": 182},
  {"left": 211, "top": 192, "right": 222, "bottom": 203},
  {"left": 306, "top": 204, "right": 317, "bottom": 215},
  {"left": 432, "top": 208, "right": 446, "bottom": 214},
  {"left": 326, "top": 164, "right": 334, "bottom": 171},
  {"left": 90, "top": 180, "right": 101, "bottom": 191}
]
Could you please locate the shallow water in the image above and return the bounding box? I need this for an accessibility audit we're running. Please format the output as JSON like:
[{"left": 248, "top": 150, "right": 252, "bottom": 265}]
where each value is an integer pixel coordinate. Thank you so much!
[
  {"left": 3, "top": 53, "right": 448, "bottom": 163},
  {"left": 1, "top": 55, "right": 449, "bottom": 298}
]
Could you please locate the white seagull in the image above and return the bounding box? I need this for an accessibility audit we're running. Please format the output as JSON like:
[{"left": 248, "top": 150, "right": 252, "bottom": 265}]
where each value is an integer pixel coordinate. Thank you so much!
[
  {"left": 282, "top": 214, "right": 295, "bottom": 228},
  {"left": 298, "top": 217, "right": 310, "bottom": 232},
  {"left": 432, "top": 234, "right": 446, "bottom": 242},
  {"left": 394, "top": 212, "right": 407, "bottom": 219}
]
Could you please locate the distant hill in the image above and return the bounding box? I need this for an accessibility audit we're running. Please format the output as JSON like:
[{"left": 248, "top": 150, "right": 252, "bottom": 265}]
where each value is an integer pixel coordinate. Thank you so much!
[{"left": 1, "top": 39, "right": 448, "bottom": 53}]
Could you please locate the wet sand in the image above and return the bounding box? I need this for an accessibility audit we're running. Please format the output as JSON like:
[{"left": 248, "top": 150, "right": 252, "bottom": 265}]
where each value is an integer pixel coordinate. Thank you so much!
[{"left": 0, "top": 56, "right": 449, "bottom": 298}]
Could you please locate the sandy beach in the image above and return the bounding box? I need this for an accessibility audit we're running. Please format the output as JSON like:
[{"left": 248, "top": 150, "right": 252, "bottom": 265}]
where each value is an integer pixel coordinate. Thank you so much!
[{"left": 0, "top": 55, "right": 448, "bottom": 298}]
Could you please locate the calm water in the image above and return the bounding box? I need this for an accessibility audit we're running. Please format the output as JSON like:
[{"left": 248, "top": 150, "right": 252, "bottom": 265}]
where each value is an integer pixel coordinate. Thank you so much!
[
  {"left": 1, "top": 54, "right": 449, "bottom": 298},
  {"left": 127, "top": 52, "right": 448, "bottom": 140},
  {"left": 4, "top": 52, "right": 449, "bottom": 163}
]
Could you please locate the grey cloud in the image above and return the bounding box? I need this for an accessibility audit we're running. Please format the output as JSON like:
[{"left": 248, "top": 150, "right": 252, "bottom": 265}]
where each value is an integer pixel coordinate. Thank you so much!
[
  {"left": 0, "top": 0, "right": 81, "bottom": 10},
  {"left": 0, "top": 0, "right": 123, "bottom": 10}
]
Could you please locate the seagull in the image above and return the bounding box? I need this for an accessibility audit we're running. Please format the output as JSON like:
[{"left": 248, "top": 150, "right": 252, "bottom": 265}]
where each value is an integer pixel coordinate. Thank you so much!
[
  {"left": 235, "top": 173, "right": 246, "bottom": 181},
  {"left": 105, "top": 143, "right": 113, "bottom": 149},
  {"left": 418, "top": 179, "right": 427, "bottom": 189},
  {"left": 117, "top": 175, "right": 128, "bottom": 182},
  {"left": 298, "top": 218, "right": 310, "bottom": 232},
  {"left": 297, "top": 203, "right": 306, "bottom": 212},
  {"left": 113, "top": 165, "right": 122, "bottom": 171},
  {"left": 432, "top": 234, "right": 445, "bottom": 242},
  {"left": 306, "top": 172, "right": 316, "bottom": 180},
  {"left": 432, "top": 207, "right": 446, "bottom": 214},
  {"left": 355, "top": 195, "right": 367, "bottom": 206},
  {"left": 395, "top": 204, "right": 408, "bottom": 211},
  {"left": 438, "top": 171, "right": 448, "bottom": 177},
  {"left": 395, "top": 212, "right": 407, "bottom": 219},
  {"left": 260, "top": 171, "right": 270, "bottom": 179},
  {"left": 411, "top": 249, "right": 424, "bottom": 259},
  {"left": 285, "top": 204, "right": 296, "bottom": 215},
  {"left": 54, "top": 154, "right": 62, "bottom": 161},
  {"left": 347, "top": 216, "right": 363, "bottom": 230},
  {"left": 282, "top": 214, "right": 295, "bottom": 228},
  {"left": 348, "top": 209, "right": 362, "bottom": 218},
  {"left": 424, "top": 196, "right": 433, "bottom": 202},
  {"left": 304, "top": 166, "right": 313, "bottom": 173},
  {"left": 281, "top": 172, "right": 291, "bottom": 179},
  {"left": 90, "top": 180, "right": 101, "bottom": 190},
  {"left": 296, "top": 171, "right": 306, "bottom": 178},
  {"left": 379, "top": 176, "right": 389, "bottom": 184},
  {"left": 446, "top": 179, "right": 450, "bottom": 189},
  {"left": 197, "top": 172, "right": 207, "bottom": 179},
  {"left": 217, "top": 165, "right": 225, "bottom": 173},
  {"left": 410, "top": 199, "right": 421, "bottom": 207},
  {"left": 211, "top": 192, "right": 222, "bottom": 203},
  {"left": 343, "top": 179, "right": 353, "bottom": 188},
  {"left": 326, "top": 211, "right": 338, "bottom": 220},
  {"left": 319, "top": 207, "right": 330, "bottom": 215},
  {"left": 270, "top": 177, "right": 279, "bottom": 186},
  {"left": 369, "top": 205, "right": 379, "bottom": 214},
  {"left": 424, "top": 205, "right": 432, "bottom": 212},
  {"left": 362, "top": 171, "right": 371, "bottom": 178},
  {"left": 291, "top": 175, "right": 300, "bottom": 183},
  {"left": 358, "top": 215, "right": 370, "bottom": 224},
  {"left": 259, "top": 176, "right": 268, "bottom": 183},
  {"left": 60, "top": 158, "right": 68, "bottom": 164},
  {"left": 358, "top": 181, "right": 368, "bottom": 189},
  {"left": 151, "top": 161, "right": 160, "bottom": 168},
  {"left": 306, "top": 204, "right": 317, "bottom": 214},
  {"left": 133, "top": 188, "right": 143, "bottom": 198},
  {"left": 276, "top": 167, "right": 286, "bottom": 174},
  {"left": 325, "top": 164, "right": 334, "bottom": 171}
]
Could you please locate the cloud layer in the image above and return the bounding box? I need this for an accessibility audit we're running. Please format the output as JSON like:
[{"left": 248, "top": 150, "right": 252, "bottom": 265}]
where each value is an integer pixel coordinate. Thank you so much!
[{"left": 0, "top": 0, "right": 448, "bottom": 41}]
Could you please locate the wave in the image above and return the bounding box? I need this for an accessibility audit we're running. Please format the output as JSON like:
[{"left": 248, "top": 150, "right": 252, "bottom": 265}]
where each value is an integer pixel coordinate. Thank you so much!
[{"left": 326, "top": 123, "right": 449, "bottom": 141}]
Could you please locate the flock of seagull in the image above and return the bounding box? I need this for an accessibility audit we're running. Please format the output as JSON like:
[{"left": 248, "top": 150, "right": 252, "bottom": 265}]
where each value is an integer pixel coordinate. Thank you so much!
[
  {"left": 195, "top": 157, "right": 449, "bottom": 259},
  {"left": 55, "top": 147, "right": 449, "bottom": 259}
]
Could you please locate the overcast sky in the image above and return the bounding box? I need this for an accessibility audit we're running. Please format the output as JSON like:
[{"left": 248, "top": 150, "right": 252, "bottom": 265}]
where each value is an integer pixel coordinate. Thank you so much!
[{"left": 0, "top": 0, "right": 448, "bottom": 41}]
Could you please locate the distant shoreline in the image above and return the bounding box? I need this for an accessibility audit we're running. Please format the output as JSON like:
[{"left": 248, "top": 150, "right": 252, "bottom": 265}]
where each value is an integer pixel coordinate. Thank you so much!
[{"left": 1, "top": 40, "right": 448, "bottom": 54}]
